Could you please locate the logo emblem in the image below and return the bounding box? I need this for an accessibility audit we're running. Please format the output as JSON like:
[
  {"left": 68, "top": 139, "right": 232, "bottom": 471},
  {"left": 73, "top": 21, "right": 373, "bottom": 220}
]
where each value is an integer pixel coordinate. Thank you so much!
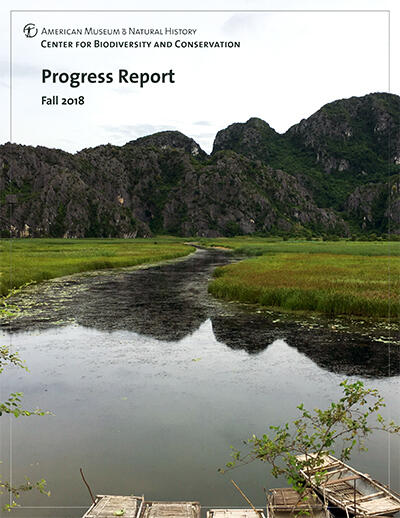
[{"left": 23, "top": 23, "right": 38, "bottom": 38}]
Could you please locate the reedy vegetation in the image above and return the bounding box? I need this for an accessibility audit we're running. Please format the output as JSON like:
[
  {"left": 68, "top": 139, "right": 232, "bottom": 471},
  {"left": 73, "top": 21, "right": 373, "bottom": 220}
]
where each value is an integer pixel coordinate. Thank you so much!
[
  {"left": 207, "top": 239, "right": 400, "bottom": 318},
  {"left": 1, "top": 237, "right": 398, "bottom": 318},
  {"left": 0, "top": 238, "right": 193, "bottom": 296}
]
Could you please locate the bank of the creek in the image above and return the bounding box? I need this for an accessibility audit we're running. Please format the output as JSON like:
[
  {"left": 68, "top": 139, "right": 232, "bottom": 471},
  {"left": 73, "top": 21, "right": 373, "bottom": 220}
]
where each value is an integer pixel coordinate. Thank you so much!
[{"left": 0, "top": 249, "right": 399, "bottom": 517}]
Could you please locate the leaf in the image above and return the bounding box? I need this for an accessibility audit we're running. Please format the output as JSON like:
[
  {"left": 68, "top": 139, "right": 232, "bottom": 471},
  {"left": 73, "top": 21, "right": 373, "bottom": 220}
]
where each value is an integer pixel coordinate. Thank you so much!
[{"left": 218, "top": 380, "right": 399, "bottom": 492}]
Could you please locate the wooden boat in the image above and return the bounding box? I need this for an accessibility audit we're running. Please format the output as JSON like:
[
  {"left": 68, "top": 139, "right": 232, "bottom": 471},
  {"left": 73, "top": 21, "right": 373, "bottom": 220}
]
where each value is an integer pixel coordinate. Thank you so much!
[
  {"left": 140, "top": 501, "right": 200, "bottom": 518},
  {"left": 82, "top": 494, "right": 144, "bottom": 518},
  {"left": 207, "top": 509, "right": 266, "bottom": 518},
  {"left": 296, "top": 454, "right": 400, "bottom": 517},
  {"left": 82, "top": 496, "right": 200, "bottom": 518},
  {"left": 266, "top": 488, "right": 332, "bottom": 518}
]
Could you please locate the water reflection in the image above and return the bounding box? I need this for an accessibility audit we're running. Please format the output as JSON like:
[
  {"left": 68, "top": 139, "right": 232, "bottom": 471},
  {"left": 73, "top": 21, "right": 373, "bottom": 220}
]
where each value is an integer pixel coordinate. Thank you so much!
[
  {"left": 1, "top": 320, "right": 399, "bottom": 516},
  {"left": 211, "top": 315, "right": 398, "bottom": 377},
  {"left": 1, "top": 250, "right": 399, "bottom": 516},
  {"left": 2, "top": 249, "right": 399, "bottom": 377}
]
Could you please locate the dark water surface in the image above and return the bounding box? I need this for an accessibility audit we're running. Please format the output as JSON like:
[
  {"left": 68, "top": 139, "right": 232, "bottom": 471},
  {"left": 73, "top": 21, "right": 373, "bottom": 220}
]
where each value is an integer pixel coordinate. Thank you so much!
[{"left": 1, "top": 249, "right": 399, "bottom": 517}]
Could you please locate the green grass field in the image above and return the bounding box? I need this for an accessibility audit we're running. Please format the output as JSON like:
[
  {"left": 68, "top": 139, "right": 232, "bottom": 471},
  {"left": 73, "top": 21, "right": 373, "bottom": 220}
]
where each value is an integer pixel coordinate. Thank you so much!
[
  {"left": 207, "top": 238, "right": 400, "bottom": 319},
  {"left": 1, "top": 237, "right": 398, "bottom": 319},
  {"left": 200, "top": 236, "right": 400, "bottom": 256},
  {"left": 0, "top": 238, "right": 193, "bottom": 296}
]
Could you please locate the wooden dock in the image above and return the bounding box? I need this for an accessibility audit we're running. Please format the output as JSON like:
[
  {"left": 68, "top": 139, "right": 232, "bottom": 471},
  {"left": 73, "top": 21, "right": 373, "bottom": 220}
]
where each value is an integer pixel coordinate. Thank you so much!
[
  {"left": 207, "top": 509, "right": 266, "bottom": 518},
  {"left": 82, "top": 495, "right": 144, "bottom": 518},
  {"left": 82, "top": 496, "right": 200, "bottom": 518},
  {"left": 141, "top": 501, "right": 200, "bottom": 518},
  {"left": 81, "top": 495, "right": 267, "bottom": 518},
  {"left": 266, "top": 488, "right": 331, "bottom": 518},
  {"left": 81, "top": 453, "right": 400, "bottom": 518}
]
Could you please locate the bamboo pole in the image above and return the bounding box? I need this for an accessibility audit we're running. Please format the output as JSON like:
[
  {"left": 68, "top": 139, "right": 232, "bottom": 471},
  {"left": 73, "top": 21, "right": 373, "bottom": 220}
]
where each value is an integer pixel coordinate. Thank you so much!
[
  {"left": 231, "top": 480, "right": 263, "bottom": 518},
  {"left": 80, "top": 467, "right": 96, "bottom": 505}
]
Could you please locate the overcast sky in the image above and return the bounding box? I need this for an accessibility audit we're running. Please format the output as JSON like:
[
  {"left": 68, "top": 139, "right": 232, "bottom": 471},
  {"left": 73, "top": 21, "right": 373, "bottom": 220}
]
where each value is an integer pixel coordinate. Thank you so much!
[{"left": 0, "top": 0, "right": 399, "bottom": 154}]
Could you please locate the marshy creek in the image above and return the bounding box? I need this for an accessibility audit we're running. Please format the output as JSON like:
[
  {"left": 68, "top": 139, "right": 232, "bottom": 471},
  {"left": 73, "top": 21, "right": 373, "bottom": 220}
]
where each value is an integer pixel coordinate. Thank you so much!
[{"left": 1, "top": 249, "right": 399, "bottom": 517}]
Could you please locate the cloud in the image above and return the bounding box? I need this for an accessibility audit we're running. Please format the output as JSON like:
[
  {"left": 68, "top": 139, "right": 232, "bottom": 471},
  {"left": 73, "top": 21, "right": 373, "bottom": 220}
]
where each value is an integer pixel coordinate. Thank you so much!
[
  {"left": 0, "top": 60, "right": 41, "bottom": 91},
  {"left": 102, "top": 123, "right": 175, "bottom": 141},
  {"left": 222, "top": 12, "right": 275, "bottom": 37},
  {"left": 192, "top": 132, "right": 215, "bottom": 140},
  {"left": 193, "top": 120, "right": 212, "bottom": 126},
  {"left": 0, "top": 60, "right": 42, "bottom": 78},
  {"left": 1, "top": 8, "right": 391, "bottom": 154},
  {"left": 101, "top": 125, "right": 217, "bottom": 152},
  {"left": 191, "top": 133, "right": 217, "bottom": 152}
]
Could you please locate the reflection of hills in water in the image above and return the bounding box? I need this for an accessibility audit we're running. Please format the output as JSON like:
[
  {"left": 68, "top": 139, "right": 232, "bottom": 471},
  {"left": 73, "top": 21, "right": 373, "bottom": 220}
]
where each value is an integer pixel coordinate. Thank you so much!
[
  {"left": 63, "top": 249, "right": 228, "bottom": 339},
  {"left": 3, "top": 250, "right": 399, "bottom": 378},
  {"left": 3, "top": 249, "right": 227, "bottom": 338},
  {"left": 211, "top": 315, "right": 399, "bottom": 377}
]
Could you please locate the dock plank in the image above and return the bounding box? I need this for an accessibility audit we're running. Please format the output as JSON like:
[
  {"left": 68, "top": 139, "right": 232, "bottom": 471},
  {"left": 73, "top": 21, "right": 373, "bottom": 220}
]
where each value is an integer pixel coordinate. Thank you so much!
[
  {"left": 83, "top": 495, "right": 143, "bottom": 518},
  {"left": 356, "top": 496, "right": 400, "bottom": 515},
  {"left": 269, "top": 488, "right": 323, "bottom": 510},
  {"left": 141, "top": 501, "right": 200, "bottom": 518},
  {"left": 207, "top": 509, "right": 265, "bottom": 518},
  {"left": 322, "top": 475, "right": 361, "bottom": 486},
  {"left": 297, "top": 453, "right": 400, "bottom": 517}
]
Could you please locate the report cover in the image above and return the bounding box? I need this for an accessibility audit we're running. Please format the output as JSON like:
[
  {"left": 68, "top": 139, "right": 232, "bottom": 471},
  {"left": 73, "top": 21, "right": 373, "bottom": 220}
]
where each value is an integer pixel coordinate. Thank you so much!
[{"left": 0, "top": 2, "right": 399, "bottom": 518}]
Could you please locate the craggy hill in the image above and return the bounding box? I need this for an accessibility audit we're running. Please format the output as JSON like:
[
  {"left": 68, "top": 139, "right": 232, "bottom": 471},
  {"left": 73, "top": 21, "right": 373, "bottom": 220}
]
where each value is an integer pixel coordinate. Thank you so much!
[{"left": 1, "top": 92, "right": 399, "bottom": 238}]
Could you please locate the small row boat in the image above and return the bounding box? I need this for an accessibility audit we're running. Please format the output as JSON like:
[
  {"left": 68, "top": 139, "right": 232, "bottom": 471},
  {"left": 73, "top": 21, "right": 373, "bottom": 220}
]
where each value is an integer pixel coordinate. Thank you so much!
[
  {"left": 81, "top": 453, "right": 400, "bottom": 518},
  {"left": 82, "top": 495, "right": 200, "bottom": 518},
  {"left": 83, "top": 495, "right": 144, "bottom": 518},
  {"left": 141, "top": 501, "right": 200, "bottom": 518},
  {"left": 82, "top": 494, "right": 263, "bottom": 518},
  {"left": 266, "top": 487, "right": 332, "bottom": 518},
  {"left": 296, "top": 454, "right": 400, "bottom": 517}
]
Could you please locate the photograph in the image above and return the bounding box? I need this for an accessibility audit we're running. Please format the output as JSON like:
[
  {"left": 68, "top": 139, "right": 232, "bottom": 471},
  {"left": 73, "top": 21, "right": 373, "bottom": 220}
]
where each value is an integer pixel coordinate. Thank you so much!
[{"left": 0, "top": 2, "right": 399, "bottom": 518}]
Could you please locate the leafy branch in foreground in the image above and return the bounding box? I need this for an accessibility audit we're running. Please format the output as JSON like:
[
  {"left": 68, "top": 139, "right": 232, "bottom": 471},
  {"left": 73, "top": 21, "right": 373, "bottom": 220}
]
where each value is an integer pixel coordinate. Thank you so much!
[
  {"left": 0, "top": 346, "right": 47, "bottom": 418},
  {"left": 220, "top": 380, "right": 400, "bottom": 493},
  {"left": 1, "top": 478, "right": 50, "bottom": 512},
  {"left": 0, "top": 294, "right": 51, "bottom": 511}
]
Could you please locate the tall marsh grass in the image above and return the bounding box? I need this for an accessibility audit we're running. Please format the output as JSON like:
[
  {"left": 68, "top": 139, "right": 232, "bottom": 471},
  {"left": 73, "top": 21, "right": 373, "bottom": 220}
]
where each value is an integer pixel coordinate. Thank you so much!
[
  {"left": 209, "top": 251, "right": 400, "bottom": 318},
  {"left": 202, "top": 237, "right": 400, "bottom": 257},
  {"left": 0, "top": 238, "right": 193, "bottom": 296}
]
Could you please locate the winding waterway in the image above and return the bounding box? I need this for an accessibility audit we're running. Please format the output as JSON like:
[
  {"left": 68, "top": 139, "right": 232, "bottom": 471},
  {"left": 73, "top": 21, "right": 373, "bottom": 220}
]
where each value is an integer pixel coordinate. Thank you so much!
[{"left": 1, "top": 249, "right": 399, "bottom": 517}]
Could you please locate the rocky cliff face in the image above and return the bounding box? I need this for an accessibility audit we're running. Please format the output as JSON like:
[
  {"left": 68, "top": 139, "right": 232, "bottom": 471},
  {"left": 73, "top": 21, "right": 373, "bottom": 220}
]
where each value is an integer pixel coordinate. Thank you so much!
[
  {"left": 346, "top": 175, "right": 400, "bottom": 233},
  {"left": 212, "top": 118, "right": 286, "bottom": 163},
  {"left": 161, "top": 151, "right": 345, "bottom": 237},
  {"left": 286, "top": 93, "right": 400, "bottom": 175},
  {"left": 131, "top": 130, "right": 207, "bottom": 159},
  {"left": 211, "top": 92, "right": 400, "bottom": 231},
  {"left": 1, "top": 93, "right": 398, "bottom": 238},
  {"left": 0, "top": 137, "right": 346, "bottom": 238}
]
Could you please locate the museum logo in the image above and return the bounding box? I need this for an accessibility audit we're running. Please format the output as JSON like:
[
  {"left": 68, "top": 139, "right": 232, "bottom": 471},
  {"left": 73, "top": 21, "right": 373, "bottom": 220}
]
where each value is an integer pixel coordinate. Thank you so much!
[{"left": 23, "top": 23, "right": 38, "bottom": 38}]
